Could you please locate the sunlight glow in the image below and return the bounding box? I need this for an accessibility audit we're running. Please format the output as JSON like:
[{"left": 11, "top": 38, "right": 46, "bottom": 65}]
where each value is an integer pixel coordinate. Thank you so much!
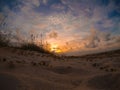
[{"left": 50, "top": 44, "right": 62, "bottom": 53}]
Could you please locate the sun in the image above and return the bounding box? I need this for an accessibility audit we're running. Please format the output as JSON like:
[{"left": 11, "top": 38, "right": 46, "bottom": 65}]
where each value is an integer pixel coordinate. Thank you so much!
[{"left": 50, "top": 44, "right": 62, "bottom": 53}]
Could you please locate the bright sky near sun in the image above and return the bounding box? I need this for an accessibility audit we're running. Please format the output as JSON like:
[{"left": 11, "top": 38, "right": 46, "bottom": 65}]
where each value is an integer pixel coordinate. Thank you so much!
[{"left": 0, "top": 0, "right": 120, "bottom": 55}]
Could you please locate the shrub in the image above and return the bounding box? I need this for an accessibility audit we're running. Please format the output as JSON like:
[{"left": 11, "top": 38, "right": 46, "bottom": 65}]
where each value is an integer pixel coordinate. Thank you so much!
[
  {"left": 3, "top": 58, "right": 7, "bottom": 62},
  {"left": 92, "top": 63, "right": 100, "bottom": 67},
  {"left": 31, "top": 61, "right": 37, "bottom": 66},
  {"left": 20, "top": 43, "right": 51, "bottom": 54},
  {"left": 110, "top": 68, "right": 117, "bottom": 72},
  {"left": 39, "top": 61, "right": 50, "bottom": 66},
  {"left": 0, "top": 32, "right": 10, "bottom": 47},
  {"left": 100, "top": 67, "right": 104, "bottom": 70}
]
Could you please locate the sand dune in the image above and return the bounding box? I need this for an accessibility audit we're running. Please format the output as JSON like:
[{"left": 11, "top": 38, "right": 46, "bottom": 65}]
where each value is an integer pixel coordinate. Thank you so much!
[{"left": 0, "top": 47, "right": 120, "bottom": 90}]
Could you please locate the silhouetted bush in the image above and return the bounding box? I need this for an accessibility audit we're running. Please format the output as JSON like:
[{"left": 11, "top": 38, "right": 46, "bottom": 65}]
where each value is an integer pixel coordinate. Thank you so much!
[
  {"left": 31, "top": 61, "right": 37, "bottom": 66},
  {"left": 92, "top": 63, "right": 100, "bottom": 67},
  {"left": 20, "top": 43, "right": 51, "bottom": 54},
  {"left": 100, "top": 67, "right": 104, "bottom": 70},
  {"left": 0, "top": 32, "right": 10, "bottom": 47},
  {"left": 3, "top": 58, "right": 7, "bottom": 62},
  {"left": 110, "top": 68, "right": 117, "bottom": 72}
]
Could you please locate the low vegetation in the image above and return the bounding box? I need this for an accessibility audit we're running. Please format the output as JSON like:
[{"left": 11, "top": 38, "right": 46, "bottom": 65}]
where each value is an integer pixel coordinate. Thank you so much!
[
  {"left": 20, "top": 43, "right": 51, "bottom": 54},
  {"left": 0, "top": 32, "right": 53, "bottom": 55},
  {"left": 92, "top": 62, "right": 117, "bottom": 72},
  {"left": 3, "top": 58, "right": 7, "bottom": 62},
  {"left": 31, "top": 61, "right": 37, "bottom": 66},
  {"left": 38, "top": 61, "right": 50, "bottom": 66},
  {"left": 0, "top": 32, "right": 10, "bottom": 47}
]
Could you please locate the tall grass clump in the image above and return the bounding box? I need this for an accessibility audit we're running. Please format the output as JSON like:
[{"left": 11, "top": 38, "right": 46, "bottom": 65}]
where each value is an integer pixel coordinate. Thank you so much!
[
  {"left": 20, "top": 34, "right": 52, "bottom": 54},
  {"left": 21, "top": 43, "right": 51, "bottom": 54},
  {"left": 0, "top": 31, "right": 10, "bottom": 47},
  {"left": 0, "top": 30, "right": 54, "bottom": 55}
]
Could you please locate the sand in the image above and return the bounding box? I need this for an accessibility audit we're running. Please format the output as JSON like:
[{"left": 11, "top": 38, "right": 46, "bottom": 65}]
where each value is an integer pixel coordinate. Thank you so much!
[
  {"left": 0, "top": 47, "right": 120, "bottom": 90},
  {"left": 0, "top": 73, "right": 21, "bottom": 90}
]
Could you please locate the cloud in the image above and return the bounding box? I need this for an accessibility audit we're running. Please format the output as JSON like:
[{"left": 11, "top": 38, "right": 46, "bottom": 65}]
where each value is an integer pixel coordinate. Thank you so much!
[
  {"left": 51, "top": 3, "right": 65, "bottom": 10},
  {"left": 83, "top": 29, "right": 120, "bottom": 49},
  {"left": 0, "top": 0, "right": 120, "bottom": 55},
  {"left": 46, "top": 30, "right": 58, "bottom": 39},
  {"left": 20, "top": 0, "right": 48, "bottom": 7},
  {"left": 43, "top": 0, "right": 48, "bottom": 5},
  {"left": 65, "top": 29, "right": 120, "bottom": 55},
  {"left": 20, "top": 0, "right": 40, "bottom": 8},
  {"left": 0, "top": 13, "right": 5, "bottom": 29},
  {"left": 29, "top": 0, "right": 40, "bottom": 7}
]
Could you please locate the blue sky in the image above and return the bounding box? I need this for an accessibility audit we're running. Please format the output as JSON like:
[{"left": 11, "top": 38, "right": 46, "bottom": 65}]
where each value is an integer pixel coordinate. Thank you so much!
[{"left": 0, "top": 0, "right": 120, "bottom": 54}]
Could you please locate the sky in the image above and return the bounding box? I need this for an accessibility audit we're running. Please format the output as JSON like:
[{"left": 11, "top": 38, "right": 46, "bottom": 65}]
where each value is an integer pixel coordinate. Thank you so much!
[{"left": 0, "top": 0, "right": 120, "bottom": 55}]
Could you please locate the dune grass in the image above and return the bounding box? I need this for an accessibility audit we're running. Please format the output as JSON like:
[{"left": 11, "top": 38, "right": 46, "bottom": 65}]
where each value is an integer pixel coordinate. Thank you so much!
[
  {"left": 20, "top": 42, "right": 52, "bottom": 54},
  {"left": 0, "top": 32, "right": 10, "bottom": 47},
  {"left": 0, "top": 32, "right": 53, "bottom": 54}
]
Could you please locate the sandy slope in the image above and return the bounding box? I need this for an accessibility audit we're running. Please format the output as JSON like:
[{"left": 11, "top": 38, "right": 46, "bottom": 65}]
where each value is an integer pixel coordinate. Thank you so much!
[{"left": 0, "top": 47, "right": 120, "bottom": 90}]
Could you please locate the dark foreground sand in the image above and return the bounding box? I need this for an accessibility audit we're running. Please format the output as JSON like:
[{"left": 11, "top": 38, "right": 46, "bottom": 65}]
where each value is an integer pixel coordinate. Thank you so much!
[
  {"left": 0, "top": 47, "right": 120, "bottom": 90},
  {"left": 0, "top": 73, "right": 21, "bottom": 90},
  {"left": 87, "top": 73, "right": 120, "bottom": 90}
]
